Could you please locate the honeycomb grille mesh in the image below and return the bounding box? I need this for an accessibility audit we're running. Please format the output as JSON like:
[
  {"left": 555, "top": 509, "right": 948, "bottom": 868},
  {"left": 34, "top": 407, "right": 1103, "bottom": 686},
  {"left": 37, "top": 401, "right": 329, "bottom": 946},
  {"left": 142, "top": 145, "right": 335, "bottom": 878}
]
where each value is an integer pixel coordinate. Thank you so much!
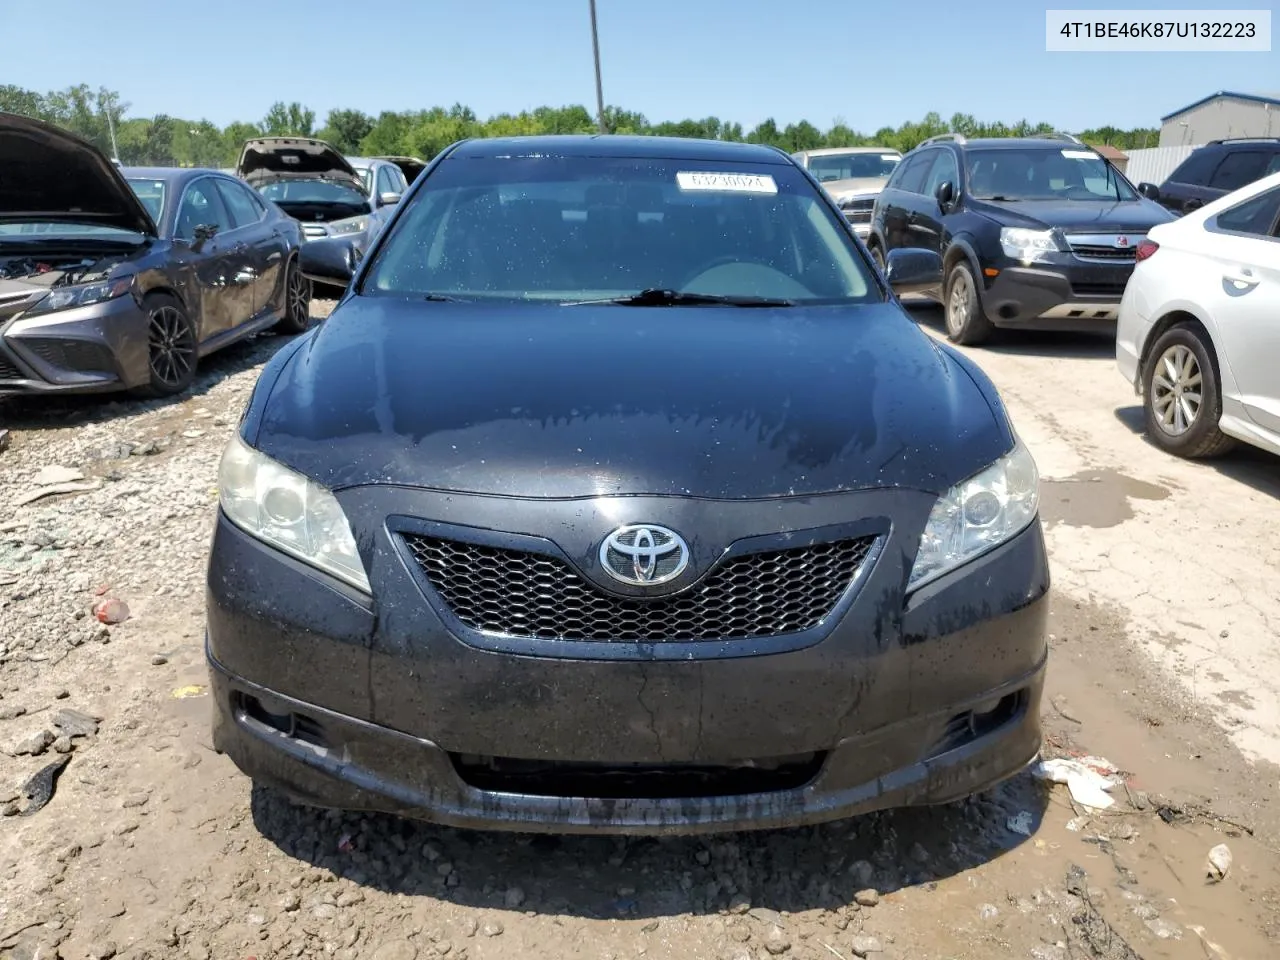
[{"left": 404, "top": 534, "right": 875, "bottom": 642}]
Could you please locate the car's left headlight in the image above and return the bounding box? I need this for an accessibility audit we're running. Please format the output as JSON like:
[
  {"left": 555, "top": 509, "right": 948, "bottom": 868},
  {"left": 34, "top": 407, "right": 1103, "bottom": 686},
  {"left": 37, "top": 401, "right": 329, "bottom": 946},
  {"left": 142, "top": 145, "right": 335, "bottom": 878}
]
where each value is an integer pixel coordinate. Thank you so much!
[
  {"left": 907, "top": 440, "right": 1040, "bottom": 591},
  {"left": 999, "top": 228, "right": 1059, "bottom": 262},
  {"left": 218, "top": 434, "right": 370, "bottom": 593},
  {"left": 327, "top": 216, "right": 369, "bottom": 237},
  {"left": 22, "top": 275, "right": 134, "bottom": 318}
]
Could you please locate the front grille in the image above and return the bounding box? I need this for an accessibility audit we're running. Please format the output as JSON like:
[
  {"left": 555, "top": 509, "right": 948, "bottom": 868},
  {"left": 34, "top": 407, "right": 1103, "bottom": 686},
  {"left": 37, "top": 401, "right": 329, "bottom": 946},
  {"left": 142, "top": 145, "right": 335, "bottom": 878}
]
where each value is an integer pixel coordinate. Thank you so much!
[
  {"left": 0, "top": 353, "right": 22, "bottom": 381},
  {"left": 405, "top": 534, "right": 876, "bottom": 642},
  {"left": 302, "top": 225, "right": 328, "bottom": 239},
  {"left": 1069, "top": 244, "right": 1136, "bottom": 261},
  {"left": 841, "top": 198, "right": 875, "bottom": 224},
  {"left": 22, "top": 338, "right": 116, "bottom": 374},
  {"left": 1070, "top": 280, "right": 1128, "bottom": 298}
]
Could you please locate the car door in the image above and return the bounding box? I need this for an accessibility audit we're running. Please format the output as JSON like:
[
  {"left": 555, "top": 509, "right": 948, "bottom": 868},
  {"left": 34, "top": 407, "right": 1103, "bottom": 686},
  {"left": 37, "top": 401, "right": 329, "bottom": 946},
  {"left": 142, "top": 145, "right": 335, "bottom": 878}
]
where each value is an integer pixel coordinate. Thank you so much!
[
  {"left": 878, "top": 151, "right": 933, "bottom": 252},
  {"left": 915, "top": 148, "right": 959, "bottom": 255},
  {"left": 172, "top": 178, "right": 240, "bottom": 340},
  {"left": 215, "top": 177, "right": 287, "bottom": 321},
  {"left": 1202, "top": 184, "right": 1280, "bottom": 434}
]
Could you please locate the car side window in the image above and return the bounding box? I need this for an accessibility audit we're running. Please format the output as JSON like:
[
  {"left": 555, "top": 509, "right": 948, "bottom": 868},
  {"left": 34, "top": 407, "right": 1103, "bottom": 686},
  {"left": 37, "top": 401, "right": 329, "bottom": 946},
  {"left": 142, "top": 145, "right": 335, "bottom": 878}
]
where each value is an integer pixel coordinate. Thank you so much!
[
  {"left": 1209, "top": 151, "right": 1267, "bottom": 191},
  {"left": 215, "top": 179, "right": 265, "bottom": 229},
  {"left": 1214, "top": 186, "right": 1280, "bottom": 237},
  {"left": 1167, "top": 148, "right": 1222, "bottom": 186},
  {"left": 896, "top": 151, "right": 934, "bottom": 195},
  {"left": 377, "top": 166, "right": 398, "bottom": 198},
  {"left": 923, "top": 149, "right": 959, "bottom": 198},
  {"left": 1266, "top": 153, "right": 1280, "bottom": 177},
  {"left": 174, "top": 179, "right": 233, "bottom": 241}
]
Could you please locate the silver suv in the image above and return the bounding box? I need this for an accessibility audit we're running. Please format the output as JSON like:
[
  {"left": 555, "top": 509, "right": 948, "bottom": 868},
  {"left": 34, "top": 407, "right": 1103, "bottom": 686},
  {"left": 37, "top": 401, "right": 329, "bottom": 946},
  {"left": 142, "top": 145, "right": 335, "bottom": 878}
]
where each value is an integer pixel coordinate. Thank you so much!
[{"left": 793, "top": 147, "right": 902, "bottom": 239}]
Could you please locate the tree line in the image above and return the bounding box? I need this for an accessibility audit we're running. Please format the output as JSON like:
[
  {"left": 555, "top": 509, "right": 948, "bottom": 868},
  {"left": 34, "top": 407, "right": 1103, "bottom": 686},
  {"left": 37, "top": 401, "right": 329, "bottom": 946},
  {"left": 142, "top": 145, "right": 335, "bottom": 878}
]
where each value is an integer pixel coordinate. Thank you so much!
[{"left": 0, "top": 83, "right": 1161, "bottom": 169}]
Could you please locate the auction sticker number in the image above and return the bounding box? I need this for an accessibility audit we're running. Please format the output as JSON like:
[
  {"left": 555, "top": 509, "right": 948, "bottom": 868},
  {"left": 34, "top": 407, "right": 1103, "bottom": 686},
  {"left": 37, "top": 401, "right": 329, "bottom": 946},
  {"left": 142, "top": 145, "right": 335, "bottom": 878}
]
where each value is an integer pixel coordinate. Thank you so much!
[{"left": 676, "top": 172, "right": 778, "bottom": 194}]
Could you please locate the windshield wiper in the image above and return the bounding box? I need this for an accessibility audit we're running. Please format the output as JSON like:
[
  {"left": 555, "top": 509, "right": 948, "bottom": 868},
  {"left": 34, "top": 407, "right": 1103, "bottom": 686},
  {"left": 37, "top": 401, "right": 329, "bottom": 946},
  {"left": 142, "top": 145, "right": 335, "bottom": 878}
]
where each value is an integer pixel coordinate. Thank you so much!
[
  {"left": 422, "top": 293, "right": 467, "bottom": 302},
  {"left": 564, "top": 288, "right": 795, "bottom": 307}
]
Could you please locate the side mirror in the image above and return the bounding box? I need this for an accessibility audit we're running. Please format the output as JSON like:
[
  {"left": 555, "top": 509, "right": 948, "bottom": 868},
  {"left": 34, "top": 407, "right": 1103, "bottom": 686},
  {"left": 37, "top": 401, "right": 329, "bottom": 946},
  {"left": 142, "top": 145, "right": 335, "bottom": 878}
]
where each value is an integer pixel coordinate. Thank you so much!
[
  {"left": 1137, "top": 182, "right": 1160, "bottom": 201},
  {"left": 299, "top": 236, "right": 357, "bottom": 287},
  {"left": 884, "top": 248, "right": 943, "bottom": 296},
  {"left": 378, "top": 191, "right": 402, "bottom": 207},
  {"left": 935, "top": 180, "right": 955, "bottom": 208}
]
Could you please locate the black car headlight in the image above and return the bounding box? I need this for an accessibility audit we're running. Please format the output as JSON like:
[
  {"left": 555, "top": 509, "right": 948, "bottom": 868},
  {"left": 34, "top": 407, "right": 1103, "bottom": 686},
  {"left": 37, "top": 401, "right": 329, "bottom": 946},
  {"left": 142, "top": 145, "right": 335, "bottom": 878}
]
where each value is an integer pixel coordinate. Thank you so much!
[
  {"left": 22, "top": 275, "right": 134, "bottom": 317},
  {"left": 218, "top": 435, "right": 370, "bottom": 593},
  {"left": 908, "top": 440, "right": 1040, "bottom": 591}
]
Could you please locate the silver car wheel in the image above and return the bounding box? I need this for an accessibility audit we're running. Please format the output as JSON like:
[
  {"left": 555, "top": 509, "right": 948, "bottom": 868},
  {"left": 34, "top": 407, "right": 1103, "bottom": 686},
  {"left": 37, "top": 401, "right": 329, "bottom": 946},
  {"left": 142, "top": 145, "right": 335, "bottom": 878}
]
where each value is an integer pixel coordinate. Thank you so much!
[{"left": 1150, "top": 344, "right": 1203, "bottom": 437}]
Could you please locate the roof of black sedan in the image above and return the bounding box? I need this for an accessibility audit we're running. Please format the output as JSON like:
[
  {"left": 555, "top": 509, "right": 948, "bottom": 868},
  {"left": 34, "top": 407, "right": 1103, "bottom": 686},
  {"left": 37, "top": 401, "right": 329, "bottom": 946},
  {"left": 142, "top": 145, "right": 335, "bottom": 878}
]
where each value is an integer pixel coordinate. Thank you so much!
[{"left": 448, "top": 135, "right": 794, "bottom": 165}]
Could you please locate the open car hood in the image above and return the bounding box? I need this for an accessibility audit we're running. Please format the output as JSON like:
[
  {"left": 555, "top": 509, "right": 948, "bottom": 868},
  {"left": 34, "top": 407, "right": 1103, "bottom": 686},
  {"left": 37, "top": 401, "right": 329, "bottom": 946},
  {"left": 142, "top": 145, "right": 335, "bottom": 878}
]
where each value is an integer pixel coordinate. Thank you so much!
[
  {"left": 236, "top": 137, "right": 363, "bottom": 189},
  {"left": 373, "top": 155, "right": 427, "bottom": 182},
  {"left": 0, "top": 111, "right": 157, "bottom": 236}
]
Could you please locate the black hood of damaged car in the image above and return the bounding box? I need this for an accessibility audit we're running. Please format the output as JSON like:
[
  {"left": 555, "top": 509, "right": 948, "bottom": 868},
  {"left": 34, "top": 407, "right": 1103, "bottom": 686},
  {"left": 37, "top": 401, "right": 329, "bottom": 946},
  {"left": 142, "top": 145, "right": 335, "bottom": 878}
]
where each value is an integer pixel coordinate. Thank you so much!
[
  {"left": 0, "top": 111, "right": 157, "bottom": 236},
  {"left": 236, "top": 136, "right": 364, "bottom": 190},
  {"left": 247, "top": 299, "right": 1012, "bottom": 499}
]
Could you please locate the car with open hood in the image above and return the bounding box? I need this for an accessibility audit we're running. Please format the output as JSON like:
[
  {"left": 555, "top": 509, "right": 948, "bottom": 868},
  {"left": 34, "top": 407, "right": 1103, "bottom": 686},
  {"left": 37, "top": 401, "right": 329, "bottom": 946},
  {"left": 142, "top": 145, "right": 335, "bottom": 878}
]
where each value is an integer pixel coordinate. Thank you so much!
[
  {"left": 869, "top": 133, "right": 1176, "bottom": 345},
  {"left": 206, "top": 135, "right": 1049, "bottom": 836},
  {"left": 793, "top": 147, "right": 902, "bottom": 239},
  {"left": 0, "top": 113, "right": 310, "bottom": 399},
  {"left": 237, "top": 137, "right": 387, "bottom": 246}
]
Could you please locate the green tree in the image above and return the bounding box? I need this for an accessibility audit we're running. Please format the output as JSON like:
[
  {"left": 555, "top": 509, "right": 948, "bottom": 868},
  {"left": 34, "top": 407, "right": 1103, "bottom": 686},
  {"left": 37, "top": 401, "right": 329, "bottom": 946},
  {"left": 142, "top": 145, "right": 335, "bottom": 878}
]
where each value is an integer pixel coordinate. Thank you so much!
[
  {"left": 319, "top": 108, "right": 374, "bottom": 153},
  {"left": 262, "top": 101, "right": 315, "bottom": 137}
]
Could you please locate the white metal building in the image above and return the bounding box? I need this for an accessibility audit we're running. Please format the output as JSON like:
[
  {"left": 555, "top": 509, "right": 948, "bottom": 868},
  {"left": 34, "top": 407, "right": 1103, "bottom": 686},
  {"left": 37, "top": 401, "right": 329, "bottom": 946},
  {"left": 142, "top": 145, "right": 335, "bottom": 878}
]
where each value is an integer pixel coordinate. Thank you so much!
[{"left": 1158, "top": 91, "right": 1280, "bottom": 147}]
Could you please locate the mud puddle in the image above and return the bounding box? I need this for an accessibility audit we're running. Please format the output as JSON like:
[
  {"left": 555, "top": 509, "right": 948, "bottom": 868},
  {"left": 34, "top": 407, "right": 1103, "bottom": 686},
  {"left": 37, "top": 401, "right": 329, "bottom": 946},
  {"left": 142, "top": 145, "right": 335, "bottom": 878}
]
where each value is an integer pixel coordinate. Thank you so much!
[{"left": 1040, "top": 469, "right": 1172, "bottom": 529}]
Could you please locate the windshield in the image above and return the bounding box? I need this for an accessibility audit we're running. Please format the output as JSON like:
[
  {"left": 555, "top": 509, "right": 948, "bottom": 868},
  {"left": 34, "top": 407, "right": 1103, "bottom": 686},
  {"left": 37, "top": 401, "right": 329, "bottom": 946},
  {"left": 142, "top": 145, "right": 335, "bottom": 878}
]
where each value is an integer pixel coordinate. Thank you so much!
[
  {"left": 0, "top": 222, "right": 146, "bottom": 242},
  {"left": 807, "top": 153, "right": 900, "bottom": 183},
  {"left": 127, "top": 179, "right": 166, "bottom": 222},
  {"left": 354, "top": 167, "right": 373, "bottom": 194},
  {"left": 966, "top": 147, "right": 1137, "bottom": 201},
  {"left": 362, "top": 156, "right": 878, "bottom": 304},
  {"left": 257, "top": 179, "right": 368, "bottom": 205}
]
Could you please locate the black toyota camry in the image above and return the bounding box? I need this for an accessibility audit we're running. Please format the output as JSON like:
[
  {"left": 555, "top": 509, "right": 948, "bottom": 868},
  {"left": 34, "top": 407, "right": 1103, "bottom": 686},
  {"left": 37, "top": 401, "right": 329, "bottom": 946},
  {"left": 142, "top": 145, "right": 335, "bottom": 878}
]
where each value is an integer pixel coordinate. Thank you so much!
[{"left": 206, "top": 135, "right": 1049, "bottom": 835}]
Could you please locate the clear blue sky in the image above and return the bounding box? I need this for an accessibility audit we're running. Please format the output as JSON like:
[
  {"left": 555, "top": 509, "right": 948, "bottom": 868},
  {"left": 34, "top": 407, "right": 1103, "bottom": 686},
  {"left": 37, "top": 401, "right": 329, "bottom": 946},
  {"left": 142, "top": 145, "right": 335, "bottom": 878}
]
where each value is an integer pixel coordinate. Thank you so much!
[{"left": 7, "top": 0, "right": 1276, "bottom": 132}]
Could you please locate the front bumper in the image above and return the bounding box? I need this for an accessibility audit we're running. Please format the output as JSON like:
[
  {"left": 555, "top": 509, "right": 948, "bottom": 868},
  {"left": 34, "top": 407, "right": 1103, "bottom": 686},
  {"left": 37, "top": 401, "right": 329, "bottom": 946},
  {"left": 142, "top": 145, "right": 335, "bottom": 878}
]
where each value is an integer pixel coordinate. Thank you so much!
[
  {"left": 979, "top": 256, "right": 1135, "bottom": 332},
  {"left": 0, "top": 293, "right": 149, "bottom": 396},
  {"left": 206, "top": 486, "right": 1050, "bottom": 835}
]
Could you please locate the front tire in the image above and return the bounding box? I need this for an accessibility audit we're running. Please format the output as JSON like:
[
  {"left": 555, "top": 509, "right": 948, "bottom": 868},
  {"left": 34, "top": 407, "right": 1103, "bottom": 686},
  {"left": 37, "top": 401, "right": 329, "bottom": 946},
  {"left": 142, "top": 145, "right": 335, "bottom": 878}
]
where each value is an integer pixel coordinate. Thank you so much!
[
  {"left": 1142, "top": 324, "right": 1235, "bottom": 459},
  {"left": 943, "top": 260, "right": 994, "bottom": 346},
  {"left": 273, "top": 258, "right": 313, "bottom": 335},
  {"left": 132, "top": 292, "right": 197, "bottom": 398},
  {"left": 869, "top": 243, "right": 886, "bottom": 273}
]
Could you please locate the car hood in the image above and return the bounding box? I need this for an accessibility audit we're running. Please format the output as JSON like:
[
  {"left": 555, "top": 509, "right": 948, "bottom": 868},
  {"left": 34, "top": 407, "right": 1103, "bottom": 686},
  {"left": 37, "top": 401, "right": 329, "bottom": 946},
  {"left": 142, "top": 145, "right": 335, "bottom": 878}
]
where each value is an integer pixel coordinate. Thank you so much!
[
  {"left": 968, "top": 197, "right": 1174, "bottom": 233},
  {"left": 250, "top": 299, "right": 1009, "bottom": 499},
  {"left": 236, "top": 137, "right": 364, "bottom": 190},
  {"left": 821, "top": 177, "right": 888, "bottom": 198},
  {"left": 0, "top": 111, "right": 157, "bottom": 236}
]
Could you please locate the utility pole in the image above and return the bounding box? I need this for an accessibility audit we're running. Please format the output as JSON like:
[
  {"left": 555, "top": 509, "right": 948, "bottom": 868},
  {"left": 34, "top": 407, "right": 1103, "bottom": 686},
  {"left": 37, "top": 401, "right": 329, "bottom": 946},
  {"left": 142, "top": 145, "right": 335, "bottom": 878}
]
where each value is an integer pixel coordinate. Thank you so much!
[
  {"left": 103, "top": 92, "right": 120, "bottom": 161},
  {"left": 589, "top": 0, "right": 607, "bottom": 134}
]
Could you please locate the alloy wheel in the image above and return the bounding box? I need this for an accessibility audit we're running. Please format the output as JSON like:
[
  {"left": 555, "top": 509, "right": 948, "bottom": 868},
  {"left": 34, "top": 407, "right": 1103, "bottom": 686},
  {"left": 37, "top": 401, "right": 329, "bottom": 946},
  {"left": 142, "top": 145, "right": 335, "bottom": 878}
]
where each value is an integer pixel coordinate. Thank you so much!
[
  {"left": 947, "top": 271, "right": 970, "bottom": 335},
  {"left": 1150, "top": 344, "right": 1203, "bottom": 436},
  {"left": 148, "top": 305, "right": 196, "bottom": 389},
  {"left": 288, "top": 265, "right": 311, "bottom": 327}
]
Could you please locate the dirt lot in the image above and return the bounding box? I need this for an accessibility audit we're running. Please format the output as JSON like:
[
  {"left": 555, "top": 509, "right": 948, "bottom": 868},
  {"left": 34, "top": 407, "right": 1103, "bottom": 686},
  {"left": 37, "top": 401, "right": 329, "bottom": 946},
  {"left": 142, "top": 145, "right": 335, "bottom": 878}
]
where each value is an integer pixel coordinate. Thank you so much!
[{"left": 2, "top": 300, "right": 1278, "bottom": 960}]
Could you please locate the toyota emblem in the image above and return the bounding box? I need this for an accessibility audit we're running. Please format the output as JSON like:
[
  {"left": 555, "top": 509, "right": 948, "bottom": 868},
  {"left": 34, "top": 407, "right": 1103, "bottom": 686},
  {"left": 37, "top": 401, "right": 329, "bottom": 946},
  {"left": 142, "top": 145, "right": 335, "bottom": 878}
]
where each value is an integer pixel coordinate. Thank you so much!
[{"left": 599, "top": 525, "right": 690, "bottom": 586}]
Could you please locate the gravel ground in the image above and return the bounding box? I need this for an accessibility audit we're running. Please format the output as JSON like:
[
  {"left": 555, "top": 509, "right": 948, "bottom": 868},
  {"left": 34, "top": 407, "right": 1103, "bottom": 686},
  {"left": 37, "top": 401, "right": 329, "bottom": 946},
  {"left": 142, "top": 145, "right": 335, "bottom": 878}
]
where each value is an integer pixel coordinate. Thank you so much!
[{"left": 1, "top": 302, "right": 1278, "bottom": 960}]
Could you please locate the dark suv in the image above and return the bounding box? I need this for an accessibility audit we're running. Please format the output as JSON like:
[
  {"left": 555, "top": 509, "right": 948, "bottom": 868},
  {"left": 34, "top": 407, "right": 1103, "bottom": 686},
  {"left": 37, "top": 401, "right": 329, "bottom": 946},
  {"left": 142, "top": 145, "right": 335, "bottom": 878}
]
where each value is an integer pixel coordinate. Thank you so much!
[
  {"left": 1138, "top": 138, "right": 1280, "bottom": 216},
  {"left": 868, "top": 133, "right": 1174, "bottom": 345}
]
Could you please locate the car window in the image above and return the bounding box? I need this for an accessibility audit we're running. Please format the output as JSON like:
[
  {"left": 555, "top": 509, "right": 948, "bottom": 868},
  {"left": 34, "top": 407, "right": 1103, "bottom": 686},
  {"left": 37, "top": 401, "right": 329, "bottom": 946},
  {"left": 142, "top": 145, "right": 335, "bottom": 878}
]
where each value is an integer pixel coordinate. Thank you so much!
[
  {"left": 377, "top": 166, "right": 398, "bottom": 197},
  {"left": 127, "top": 179, "right": 165, "bottom": 222},
  {"left": 1267, "top": 153, "right": 1280, "bottom": 176},
  {"left": 965, "top": 147, "right": 1135, "bottom": 201},
  {"left": 1167, "top": 148, "right": 1222, "bottom": 186},
  {"left": 1209, "top": 152, "right": 1268, "bottom": 191},
  {"left": 355, "top": 167, "right": 372, "bottom": 194},
  {"left": 174, "top": 178, "right": 232, "bottom": 240},
  {"left": 362, "top": 157, "right": 879, "bottom": 305},
  {"left": 805, "top": 153, "right": 901, "bottom": 183},
  {"left": 1214, "top": 186, "right": 1280, "bottom": 237},
  {"left": 923, "top": 150, "right": 959, "bottom": 197},
  {"left": 894, "top": 152, "right": 934, "bottom": 195},
  {"left": 215, "top": 179, "right": 265, "bottom": 229}
]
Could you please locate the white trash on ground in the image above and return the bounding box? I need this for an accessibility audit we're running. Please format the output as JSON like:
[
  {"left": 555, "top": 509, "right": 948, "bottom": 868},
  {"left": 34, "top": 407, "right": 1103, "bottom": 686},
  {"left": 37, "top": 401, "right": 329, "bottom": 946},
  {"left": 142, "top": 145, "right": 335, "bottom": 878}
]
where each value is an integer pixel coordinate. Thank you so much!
[
  {"left": 1033, "top": 755, "right": 1123, "bottom": 810},
  {"left": 1207, "top": 843, "right": 1233, "bottom": 882}
]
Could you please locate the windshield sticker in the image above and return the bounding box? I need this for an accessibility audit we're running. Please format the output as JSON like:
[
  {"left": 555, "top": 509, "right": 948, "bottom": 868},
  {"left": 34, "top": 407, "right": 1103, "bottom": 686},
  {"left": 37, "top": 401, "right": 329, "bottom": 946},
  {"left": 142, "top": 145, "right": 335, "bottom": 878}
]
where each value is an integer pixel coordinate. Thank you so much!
[
  {"left": 881, "top": 155, "right": 900, "bottom": 162},
  {"left": 1061, "top": 149, "right": 1100, "bottom": 160},
  {"left": 676, "top": 172, "right": 778, "bottom": 194}
]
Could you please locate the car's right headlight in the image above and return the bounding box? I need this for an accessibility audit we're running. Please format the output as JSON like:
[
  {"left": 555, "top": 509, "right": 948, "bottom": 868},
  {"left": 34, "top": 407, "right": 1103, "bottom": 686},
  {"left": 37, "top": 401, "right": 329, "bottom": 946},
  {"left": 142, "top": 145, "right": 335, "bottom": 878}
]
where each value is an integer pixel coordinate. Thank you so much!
[
  {"left": 218, "top": 434, "right": 370, "bottom": 593},
  {"left": 327, "top": 216, "right": 369, "bottom": 237},
  {"left": 999, "top": 227, "right": 1059, "bottom": 262},
  {"left": 907, "top": 440, "right": 1040, "bottom": 591}
]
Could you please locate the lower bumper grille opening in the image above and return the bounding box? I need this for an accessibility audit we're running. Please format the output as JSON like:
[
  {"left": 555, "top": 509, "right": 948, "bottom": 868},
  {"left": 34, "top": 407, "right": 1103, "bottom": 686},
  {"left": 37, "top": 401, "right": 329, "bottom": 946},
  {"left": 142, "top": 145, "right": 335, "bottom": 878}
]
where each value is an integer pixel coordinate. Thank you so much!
[
  {"left": 930, "top": 691, "right": 1025, "bottom": 757},
  {"left": 450, "top": 752, "right": 826, "bottom": 799},
  {"left": 235, "top": 693, "right": 329, "bottom": 750}
]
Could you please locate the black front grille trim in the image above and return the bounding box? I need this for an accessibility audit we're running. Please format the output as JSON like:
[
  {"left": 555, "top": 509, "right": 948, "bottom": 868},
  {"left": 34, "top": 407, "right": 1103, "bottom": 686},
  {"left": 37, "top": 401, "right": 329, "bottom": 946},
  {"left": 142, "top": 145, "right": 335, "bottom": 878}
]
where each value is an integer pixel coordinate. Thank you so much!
[
  {"left": 1070, "top": 281, "right": 1128, "bottom": 298},
  {"left": 405, "top": 534, "right": 876, "bottom": 643},
  {"left": 0, "top": 353, "right": 22, "bottom": 381}
]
